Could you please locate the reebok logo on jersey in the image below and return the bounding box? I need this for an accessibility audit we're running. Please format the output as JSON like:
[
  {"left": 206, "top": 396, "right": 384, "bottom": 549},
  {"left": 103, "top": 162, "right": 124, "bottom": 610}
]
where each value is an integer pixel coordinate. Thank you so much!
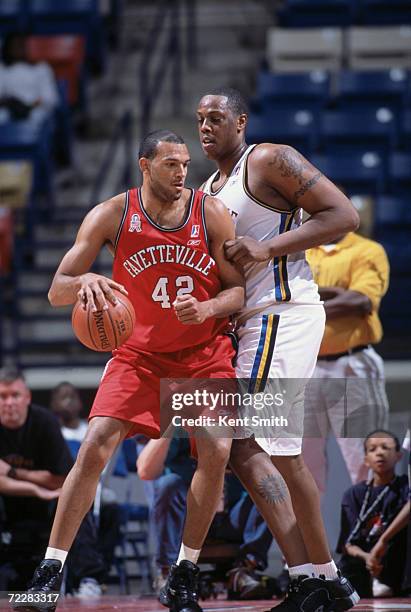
[
  {"left": 129, "top": 213, "right": 142, "bottom": 232},
  {"left": 190, "top": 224, "right": 200, "bottom": 238},
  {"left": 187, "top": 239, "right": 201, "bottom": 246}
]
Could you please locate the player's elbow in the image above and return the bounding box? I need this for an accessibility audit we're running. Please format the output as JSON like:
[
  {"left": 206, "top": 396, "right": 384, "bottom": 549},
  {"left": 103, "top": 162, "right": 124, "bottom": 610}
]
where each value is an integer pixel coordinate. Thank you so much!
[
  {"left": 48, "top": 286, "right": 58, "bottom": 307},
  {"left": 340, "top": 205, "right": 360, "bottom": 234}
]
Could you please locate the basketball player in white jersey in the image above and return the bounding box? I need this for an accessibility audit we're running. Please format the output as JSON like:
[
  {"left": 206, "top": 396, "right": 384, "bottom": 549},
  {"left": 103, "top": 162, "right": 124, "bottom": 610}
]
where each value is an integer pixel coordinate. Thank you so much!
[{"left": 195, "top": 88, "right": 360, "bottom": 612}]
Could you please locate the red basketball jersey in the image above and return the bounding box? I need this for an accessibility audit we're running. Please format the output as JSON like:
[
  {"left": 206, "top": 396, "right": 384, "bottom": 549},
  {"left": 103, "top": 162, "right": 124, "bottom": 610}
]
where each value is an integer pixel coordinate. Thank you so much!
[{"left": 112, "top": 187, "right": 229, "bottom": 352}]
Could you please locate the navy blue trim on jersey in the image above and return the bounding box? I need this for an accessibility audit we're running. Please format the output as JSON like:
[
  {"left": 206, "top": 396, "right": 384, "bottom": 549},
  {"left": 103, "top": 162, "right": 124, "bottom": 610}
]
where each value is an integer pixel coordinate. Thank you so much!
[{"left": 137, "top": 187, "right": 195, "bottom": 232}]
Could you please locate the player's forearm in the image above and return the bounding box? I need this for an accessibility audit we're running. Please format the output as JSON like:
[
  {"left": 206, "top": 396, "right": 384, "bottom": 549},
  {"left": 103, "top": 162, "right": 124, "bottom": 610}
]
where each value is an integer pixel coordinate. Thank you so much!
[
  {"left": 48, "top": 273, "right": 84, "bottom": 307},
  {"left": 137, "top": 438, "right": 172, "bottom": 480},
  {"left": 323, "top": 291, "right": 372, "bottom": 319},
  {"left": 267, "top": 209, "right": 359, "bottom": 258},
  {"left": 14, "top": 469, "right": 65, "bottom": 490},
  {"left": 379, "top": 501, "right": 410, "bottom": 544},
  {"left": 207, "top": 286, "right": 244, "bottom": 318}
]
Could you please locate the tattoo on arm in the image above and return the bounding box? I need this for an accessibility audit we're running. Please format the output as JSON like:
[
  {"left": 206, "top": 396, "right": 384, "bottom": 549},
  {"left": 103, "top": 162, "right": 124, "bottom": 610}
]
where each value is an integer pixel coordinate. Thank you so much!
[
  {"left": 269, "top": 146, "right": 322, "bottom": 201},
  {"left": 294, "top": 172, "right": 323, "bottom": 201},
  {"left": 256, "top": 473, "right": 289, "bottom": 505}
]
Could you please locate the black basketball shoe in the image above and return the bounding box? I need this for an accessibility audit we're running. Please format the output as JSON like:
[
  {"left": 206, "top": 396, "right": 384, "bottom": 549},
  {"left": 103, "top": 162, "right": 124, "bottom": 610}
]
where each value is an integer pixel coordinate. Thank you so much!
[
  {"left": 159, "top": 560, "right": 202, "bottom": 611},
  {"left": 13, "top": 559, "right": 62, "bottom": 611},
  {"left": 265, "top": 572, "right": 359, "bottom": 612}
]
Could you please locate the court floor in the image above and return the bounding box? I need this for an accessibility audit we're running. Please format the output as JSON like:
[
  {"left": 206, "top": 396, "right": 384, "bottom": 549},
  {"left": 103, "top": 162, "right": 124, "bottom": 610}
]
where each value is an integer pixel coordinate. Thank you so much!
[{"left": 3, "top": 596, "right": 411, "bottom": 611}]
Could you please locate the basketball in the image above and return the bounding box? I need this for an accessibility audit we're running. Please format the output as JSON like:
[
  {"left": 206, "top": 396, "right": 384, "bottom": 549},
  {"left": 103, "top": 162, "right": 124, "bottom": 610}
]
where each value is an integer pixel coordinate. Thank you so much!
[{"left": 71, "top": 289, "right": 136, "bottom": 352}]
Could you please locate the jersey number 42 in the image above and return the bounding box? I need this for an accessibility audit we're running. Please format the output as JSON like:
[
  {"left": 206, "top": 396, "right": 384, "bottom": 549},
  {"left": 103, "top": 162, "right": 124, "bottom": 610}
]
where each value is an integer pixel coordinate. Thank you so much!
[{"left": 151, "top": 275, "right": 194, "bottom": 309}]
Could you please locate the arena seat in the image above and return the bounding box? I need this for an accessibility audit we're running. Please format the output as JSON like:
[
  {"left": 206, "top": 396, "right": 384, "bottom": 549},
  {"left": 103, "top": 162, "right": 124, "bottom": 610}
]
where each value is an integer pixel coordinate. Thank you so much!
[
  {"left": 112, "top": 439, "right": 152, "bottom": 594},
  {"left": 0, "top": 118, "right": 55, "bottom": 213},
  {"left": 336, "top": 69, "right": 409, "bottom": 113},
  {"left": 255, "top": 70, "right": 331, "bottom": 114},
  {"left": 320, "top": 109, "right": 397, "bottom": 157},
  {"left": 311, "top": 151, "right": 385, "bottom": 195},
  {"left": 266, "top": 27, "right": 343, "bottom": 72},
  {"left": 347, "top": 26, "right": 411, "bottom": 70},
  {"left": 401, "top": 110, "right": 411, "bottom": 151},
  {"left": 247, "top": 109, "right": 318, "bottom": 155},
  {"left": 0, "top": 0, "right": 27, "bottom": 35},
  {"left": 26, "top": 35, "right": 86, "bottom": 107},
  {"left": 388, "top": 152, "right": 411, "bottom": 194},
  {"left": 27, "top": 0, "right": 106, "bottom": 73},
  {"left": 359, "top": 0, "right": 411, "bottom": 25},
  {"left": 374, "top": 194, "right": 410, "bottom": 231},
  {"left": 277, "top": 0, "right": 357, "bottom": 27},
  {"left": 0, "top": 207, "right": 13, "bottom": 276}
]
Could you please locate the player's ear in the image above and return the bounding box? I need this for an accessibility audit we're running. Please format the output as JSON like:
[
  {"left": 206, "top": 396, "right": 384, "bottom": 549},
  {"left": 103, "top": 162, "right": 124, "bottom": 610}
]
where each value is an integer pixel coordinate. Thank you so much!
[
  {"left": 139, "top": 157, "right": 149, "bottom": 174},
  {"left": 237, "top": 113, "right": 247, "bottom": 133}
]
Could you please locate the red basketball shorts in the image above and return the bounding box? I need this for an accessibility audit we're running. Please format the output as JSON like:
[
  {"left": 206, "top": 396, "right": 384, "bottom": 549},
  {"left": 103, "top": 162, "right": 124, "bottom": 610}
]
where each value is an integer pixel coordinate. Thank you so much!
[{"left": 89, "top": 334, "right": 235, "bottom": 438}]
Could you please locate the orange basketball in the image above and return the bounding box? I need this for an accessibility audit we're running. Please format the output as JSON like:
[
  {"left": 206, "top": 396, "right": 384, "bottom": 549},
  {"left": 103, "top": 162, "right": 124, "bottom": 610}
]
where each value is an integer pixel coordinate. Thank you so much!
[{"left": 71, "top": 289, "right": 136, "bottom": 352}]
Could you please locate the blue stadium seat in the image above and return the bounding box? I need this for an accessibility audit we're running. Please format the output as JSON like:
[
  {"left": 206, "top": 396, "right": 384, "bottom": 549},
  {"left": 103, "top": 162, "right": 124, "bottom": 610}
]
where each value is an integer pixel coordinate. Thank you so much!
[
  {"left": 277, "top": 0, "right": 357, "bottom": 27},
  {"left": 28, "top": 0, "right": 106, "bottom": 72},
  {"left": 256, "top": 70, "right": 331, "bottom": 114},
  {"left": 310, "top": 151, "right": 385, "bottom": 194},
  {"left": 388, "top": 152, "right": 411, "bottom": 195},
  {"left": 320, "top": 109, "right": 397, "bottom": 157},
  {"left": 359, "top": 0, "right": 411, "bottom": 25},
  {"left": 401, "top": 110, "right": 411, "bottom": 151},
  {"left": 247, "top": 109, "right": 318, "bottom": 156},
  {"left": 336, "top": 69, "right": 409, "bottom": 113},
  {"left": 373, "top": 195, "right": 411, "bottom": 243},
  {"left": 0, "top": 0, "right": 27, "bottom": 35},
  {"left": 0, "top": 117, "right": 55, "bottom": 214},
  {"left": 380, "top": 276, "right": 411, "bottom": 332}
]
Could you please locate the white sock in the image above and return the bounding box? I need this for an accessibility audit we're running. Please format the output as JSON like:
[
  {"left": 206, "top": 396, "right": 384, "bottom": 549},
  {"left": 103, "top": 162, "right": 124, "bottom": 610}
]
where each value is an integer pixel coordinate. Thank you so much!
[
  {"left": 288, "top": 563, "right": 314, "bottom": 578},
  {"left": 313, "top": 560, "right": 339, "bottom": 580},
  {"left": 45, "top": 547, "right": 68, "bottom": 571},
  {"left": 177, "top": 544, "right": 201, "bottom": 565}
]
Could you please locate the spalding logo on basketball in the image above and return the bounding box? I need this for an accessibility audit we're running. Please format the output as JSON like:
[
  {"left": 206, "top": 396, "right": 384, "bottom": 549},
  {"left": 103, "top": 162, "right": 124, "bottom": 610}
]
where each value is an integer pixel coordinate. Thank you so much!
[{"left": 72, "top": 288, "right": 136, "bottom": 352}]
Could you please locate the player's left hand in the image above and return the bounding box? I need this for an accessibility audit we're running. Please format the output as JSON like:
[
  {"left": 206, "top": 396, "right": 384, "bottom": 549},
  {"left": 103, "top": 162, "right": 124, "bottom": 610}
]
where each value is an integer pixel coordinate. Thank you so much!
[
  {"left": 224, "top": 236, "right": 272, "bottom": 265},
  {"left": 173, "top": 295, "right": 211, "bottom": 325}
]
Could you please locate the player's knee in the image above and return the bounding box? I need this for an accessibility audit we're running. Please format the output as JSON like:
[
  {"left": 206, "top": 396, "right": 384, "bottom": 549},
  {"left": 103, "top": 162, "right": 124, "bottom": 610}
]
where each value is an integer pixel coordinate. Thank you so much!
[
  {"left": 272, "top": 453, "right": 305, "bottom": 477},
  {"left": 198, "top": 437, "right": 231, "bottom": 470},
  {"left": 76, "top": 437, "right": 111, "bottom": 474}
]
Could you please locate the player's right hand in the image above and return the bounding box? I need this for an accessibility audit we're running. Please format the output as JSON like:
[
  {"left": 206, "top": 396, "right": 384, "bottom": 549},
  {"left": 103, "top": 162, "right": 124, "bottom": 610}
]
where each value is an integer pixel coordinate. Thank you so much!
[{"left": 77, "top": 273, "right": 128, "bottom": 311}]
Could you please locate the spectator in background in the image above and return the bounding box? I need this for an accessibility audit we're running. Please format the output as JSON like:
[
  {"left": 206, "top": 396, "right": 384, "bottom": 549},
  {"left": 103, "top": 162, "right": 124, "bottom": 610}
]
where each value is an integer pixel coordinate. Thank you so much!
[
  {"left": 0, "top": 368, "right": 106, "bottom": 596},
  {"left": 49, "top": 382, "right": 121, "bottom": 586},
  {"left": 0, "top": 367, "right": 68, "bottom": 590},
  {"left": 0, "top": 33, "right": 58, "bottom": 124},
  {"left": 337, "top": 430, "right": 408, "bottom": 598},
  {"left": 137, "top": 436, "right": 273, "bottom": 601},
  {"left": 304, "top": 232, "right": 390, "bottom": 491}
]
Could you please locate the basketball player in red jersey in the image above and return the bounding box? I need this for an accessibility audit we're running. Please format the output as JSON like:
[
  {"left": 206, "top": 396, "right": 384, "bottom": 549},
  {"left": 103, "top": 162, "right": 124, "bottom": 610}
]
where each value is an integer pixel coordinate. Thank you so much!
[{"left": 23, "top": 130, "right": 244, "bottom": 612}]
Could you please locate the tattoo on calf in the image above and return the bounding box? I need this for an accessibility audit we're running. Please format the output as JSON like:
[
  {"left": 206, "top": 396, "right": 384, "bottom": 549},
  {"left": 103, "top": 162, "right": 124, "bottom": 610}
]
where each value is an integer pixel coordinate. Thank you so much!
[
  {"left": 256, "top": 473, "right": 288, "bottom": 505},
  {"left": 294, "top": 172, "right": 323, "bottom": 201}
]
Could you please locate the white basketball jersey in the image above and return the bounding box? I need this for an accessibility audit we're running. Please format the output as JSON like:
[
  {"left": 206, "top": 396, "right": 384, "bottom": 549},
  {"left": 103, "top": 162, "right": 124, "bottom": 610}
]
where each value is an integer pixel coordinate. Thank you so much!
[{"left": 202, "top": 145, "right": 320, "bottom": 319}]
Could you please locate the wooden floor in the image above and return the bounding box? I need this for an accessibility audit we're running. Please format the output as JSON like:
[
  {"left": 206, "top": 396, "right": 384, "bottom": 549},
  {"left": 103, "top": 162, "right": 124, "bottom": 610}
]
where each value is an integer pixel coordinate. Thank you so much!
[{"left": 3, "top": 596, "right": 411, "bottom": 611}]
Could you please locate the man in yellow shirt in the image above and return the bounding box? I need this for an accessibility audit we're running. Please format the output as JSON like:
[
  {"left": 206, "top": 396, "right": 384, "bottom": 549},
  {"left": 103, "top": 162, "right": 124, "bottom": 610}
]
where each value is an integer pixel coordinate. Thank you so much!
[{"left": 304, "top": 232, "right": 390, "bottom": 492}]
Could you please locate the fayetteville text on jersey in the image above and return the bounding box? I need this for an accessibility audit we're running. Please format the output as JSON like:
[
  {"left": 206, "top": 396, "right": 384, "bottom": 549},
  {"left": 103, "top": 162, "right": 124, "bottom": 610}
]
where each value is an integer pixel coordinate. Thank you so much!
[{"left": 122, "top": 244, "right": 216, "bottom": 278}]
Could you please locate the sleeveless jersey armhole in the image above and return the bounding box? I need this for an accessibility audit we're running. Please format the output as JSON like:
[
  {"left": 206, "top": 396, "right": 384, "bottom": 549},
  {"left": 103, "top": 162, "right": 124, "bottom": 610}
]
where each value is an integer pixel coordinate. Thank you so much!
[
  {"left": 114, "top": 190, "right": 130, "bottom": 252},
  {"left": 200, "top": 192, "right": 210, "bottom": 252}
]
